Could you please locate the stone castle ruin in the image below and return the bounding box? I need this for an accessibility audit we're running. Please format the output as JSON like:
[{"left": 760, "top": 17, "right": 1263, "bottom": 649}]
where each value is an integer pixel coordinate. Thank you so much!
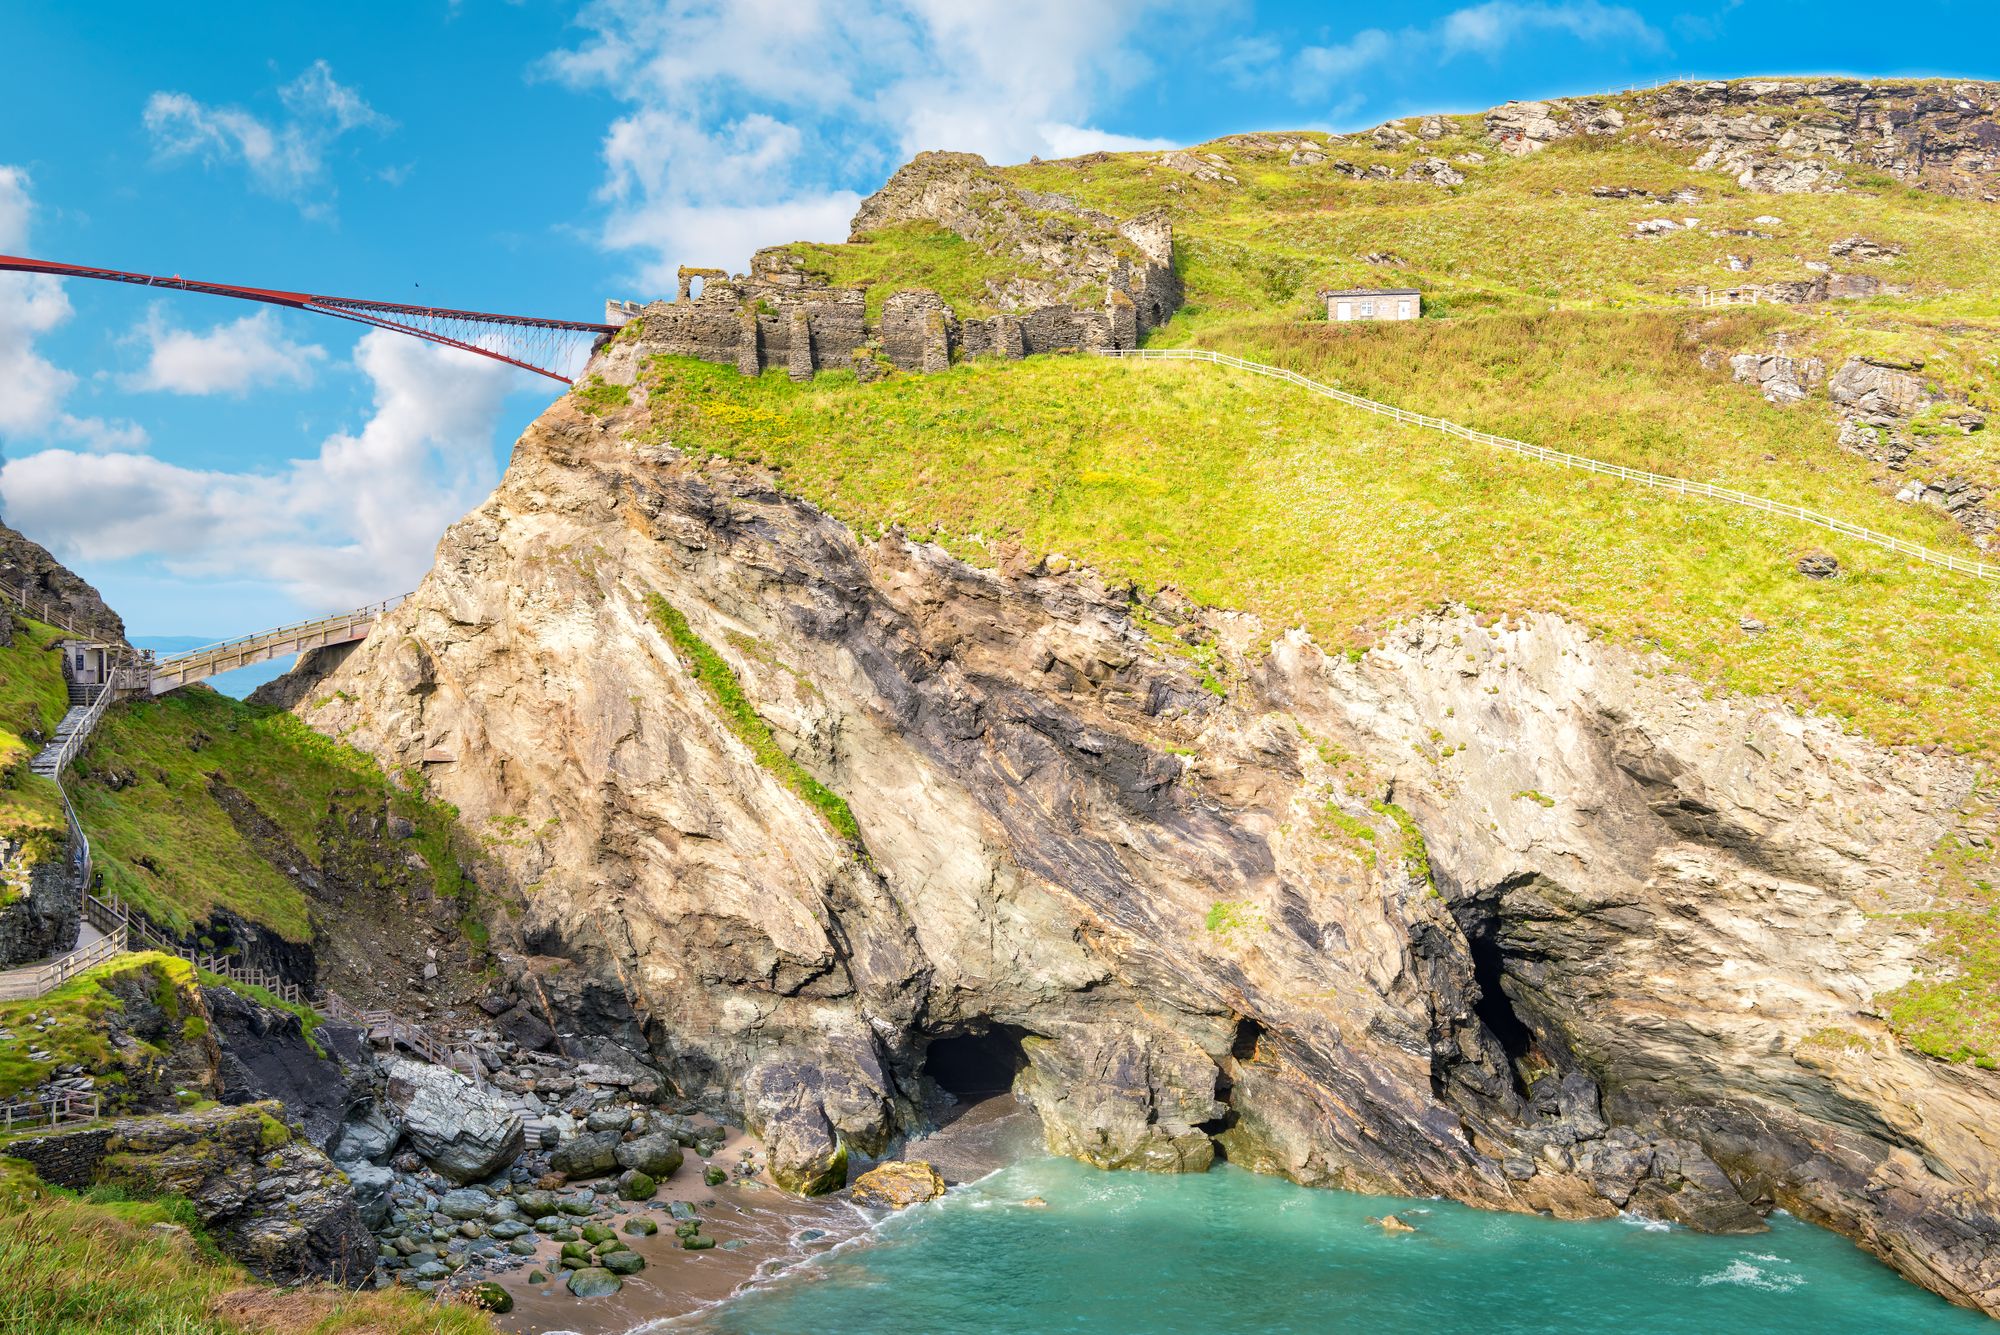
[{"left": 606, "top": 152, "right": 1183, "bottom": 383}]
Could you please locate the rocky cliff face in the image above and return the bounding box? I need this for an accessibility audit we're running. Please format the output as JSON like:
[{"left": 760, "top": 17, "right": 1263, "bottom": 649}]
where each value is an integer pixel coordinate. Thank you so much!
[
  {"left": 0, "top": 519, "right": 126, "bottom": 643},
  {"left": 850, "top": 150, "right": 1181, "bottom": 329},
  {"left": 294, "top": 377, "right": 2000, "bottom": 1315},
  {"left": 1486, "top": 78, "right": 2000, "bottom": 199}
]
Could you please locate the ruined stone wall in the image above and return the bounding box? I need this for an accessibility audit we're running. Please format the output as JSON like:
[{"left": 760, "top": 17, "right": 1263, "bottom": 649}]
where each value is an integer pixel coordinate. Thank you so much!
[
  {"left": 623, "top": 248, "right": 1142, "bottom": 384},
  {"left": 4, "top": 1123, "right": 116, "bottom": 1188}
]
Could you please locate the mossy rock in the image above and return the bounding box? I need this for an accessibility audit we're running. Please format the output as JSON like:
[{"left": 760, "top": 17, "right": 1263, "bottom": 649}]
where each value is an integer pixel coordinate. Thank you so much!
[
  {"left": 703, "top": 1165, "right": 727, "bottom": 1187},
  {"left": 617, "top": 1168, "right": 657, "bottom": 1201},
  {"left": 469, "top": 1282, "right": 513, "bottom": 1314},
  {"left": 559, "top": 1241, "right": 593, "bottom": 1263},
  {"left": 567, "top": 1267, "right": 623, "bottom": 1298},
  {"left": 602, "top": 1249, "right": 646, "bottom": 1275},
  {"left": 623, "top": 1217, "right": 658, "bottom": 1236},
  {"left": 580, "top": 1223, "right": 615, "bottom": 1244},
  {"left": 682, "top": 1233, "right": 716, "bottom": 1251}
]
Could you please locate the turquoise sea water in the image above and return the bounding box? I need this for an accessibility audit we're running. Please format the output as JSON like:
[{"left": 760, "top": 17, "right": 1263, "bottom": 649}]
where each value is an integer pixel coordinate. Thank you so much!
[{"left": 680, "top": 1157, "right": 1990, "bottom": 1335}]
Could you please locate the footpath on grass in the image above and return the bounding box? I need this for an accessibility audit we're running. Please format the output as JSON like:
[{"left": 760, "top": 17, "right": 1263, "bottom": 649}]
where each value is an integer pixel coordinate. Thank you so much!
[{"left": 1096, "top": 347, "right": 2000, "bottom": 584}]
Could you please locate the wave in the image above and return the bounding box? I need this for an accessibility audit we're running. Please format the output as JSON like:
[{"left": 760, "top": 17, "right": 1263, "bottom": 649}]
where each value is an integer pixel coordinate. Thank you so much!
[{"left": 1698, "top": 1259, "right": 1806, "bottom": 1293}]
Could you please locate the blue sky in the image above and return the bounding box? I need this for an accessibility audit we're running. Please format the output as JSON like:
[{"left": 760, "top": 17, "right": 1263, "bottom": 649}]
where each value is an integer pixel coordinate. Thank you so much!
[{"left": 0, "top": 0, "right": 1994, "bottom": 639}]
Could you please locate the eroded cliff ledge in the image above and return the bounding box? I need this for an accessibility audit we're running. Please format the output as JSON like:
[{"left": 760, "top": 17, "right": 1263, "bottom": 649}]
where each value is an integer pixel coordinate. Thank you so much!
[{"left": 293, "top": 384, "right": 2000, "bottom": 1314}]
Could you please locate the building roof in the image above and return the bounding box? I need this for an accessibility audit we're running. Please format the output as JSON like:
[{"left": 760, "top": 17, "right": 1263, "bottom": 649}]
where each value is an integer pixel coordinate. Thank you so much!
[{"left": 1318, "top": 288, "right": 1422, "bottom": 297}]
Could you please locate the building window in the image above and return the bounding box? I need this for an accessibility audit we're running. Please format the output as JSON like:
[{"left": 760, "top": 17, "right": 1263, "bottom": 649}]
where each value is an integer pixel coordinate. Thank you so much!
[{"left": 1359, "top": 301, "right": 1374, "bottom": 317}]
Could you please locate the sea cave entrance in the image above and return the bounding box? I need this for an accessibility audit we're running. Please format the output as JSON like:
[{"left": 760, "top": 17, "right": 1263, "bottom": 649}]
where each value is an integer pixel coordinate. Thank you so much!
[{"left": 922, "top": 1025, "right": 1032, "bottom": 1101}]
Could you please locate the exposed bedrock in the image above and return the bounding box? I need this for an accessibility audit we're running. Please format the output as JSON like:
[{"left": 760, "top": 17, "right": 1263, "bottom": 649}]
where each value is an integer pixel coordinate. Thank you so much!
[{"left": 294, "top": 392, "right": 2000, "bottom": 1314}]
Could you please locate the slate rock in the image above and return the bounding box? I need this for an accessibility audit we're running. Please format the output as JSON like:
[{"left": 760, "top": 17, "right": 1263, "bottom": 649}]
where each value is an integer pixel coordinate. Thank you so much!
[{"left": 382, "top": 1059, "right": 525, "bottom": 1185}]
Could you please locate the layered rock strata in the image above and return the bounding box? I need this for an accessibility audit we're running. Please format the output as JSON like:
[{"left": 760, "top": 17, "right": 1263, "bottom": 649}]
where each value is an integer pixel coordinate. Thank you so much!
[{"left": 294, "top": 385, "right": 2000, "bottom": 1315}]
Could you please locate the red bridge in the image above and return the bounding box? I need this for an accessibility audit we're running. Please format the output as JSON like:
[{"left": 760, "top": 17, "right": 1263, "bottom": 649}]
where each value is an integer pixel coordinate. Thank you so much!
[{"left": 0, "top": 254, "right": 619, "bottom": 384}]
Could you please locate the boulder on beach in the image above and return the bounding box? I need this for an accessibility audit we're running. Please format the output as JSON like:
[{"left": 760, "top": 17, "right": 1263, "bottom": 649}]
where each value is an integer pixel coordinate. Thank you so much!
[
  {"left": 382, "top": 1059, "right": 524, "bottom": 1185},
  {"left": 550, "top": 1129, "right": 622, "bottom": 1179},
  {"left": 615, "top": 1131, "right": 685, "bottom": 1179},
  {"left": 850, "top": 1160, "right": 948, "bottom": 1210}
]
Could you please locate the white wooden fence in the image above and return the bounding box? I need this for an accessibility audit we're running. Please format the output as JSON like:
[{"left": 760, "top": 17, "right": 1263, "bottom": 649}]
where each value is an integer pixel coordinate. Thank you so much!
[
  {"left": 0, "top": 1089, "right": 102, "bottom": 1131},
  {"left": 1095, "top": 348, "right": 2000, "bottom": 583}
]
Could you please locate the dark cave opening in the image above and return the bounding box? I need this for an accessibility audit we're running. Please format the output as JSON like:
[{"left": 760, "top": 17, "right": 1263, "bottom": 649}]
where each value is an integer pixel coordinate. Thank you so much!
[
  {"left": 923, "top": 1026, "right": 1031, "bottom": 1100},
  {"left": 1465, "top": 916, "right": 1536, "bottom": 1068},
  {"left": 1202, "top": 1016, "right": 1266, "bottom": 1152}
]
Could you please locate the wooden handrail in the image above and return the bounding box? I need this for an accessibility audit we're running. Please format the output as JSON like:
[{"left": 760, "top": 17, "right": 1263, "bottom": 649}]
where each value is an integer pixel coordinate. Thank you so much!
[
  {"left": 0, "top": 1089, "right": 101, "bottom": 1130},
  {"left": 0, "top": 582, "right": 91, "bottom": 638}
]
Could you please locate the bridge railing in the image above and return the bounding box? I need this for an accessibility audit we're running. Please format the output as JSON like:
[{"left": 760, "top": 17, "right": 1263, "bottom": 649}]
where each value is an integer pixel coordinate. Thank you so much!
[
  {"left": 35, "top": 669, "right": 120, "bottom": 779},
  {"left": 60, "top": 788, "right": 91, "bottom": 914},
  {"left": 1096, "top": 348, "right": 2000, "bottom": 583},
  {"left": 151, "top": 596, "right": 410, "bottom": 675}
]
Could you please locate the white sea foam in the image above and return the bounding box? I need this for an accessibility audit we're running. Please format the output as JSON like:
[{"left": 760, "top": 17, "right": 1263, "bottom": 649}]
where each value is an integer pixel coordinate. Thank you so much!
[
  {"left": 1616, "top": 1211, "right": 1673, "bottom": 1232},
  {"left": 1699, "top": 1259, "right": 1805, "bottom": 1292}
]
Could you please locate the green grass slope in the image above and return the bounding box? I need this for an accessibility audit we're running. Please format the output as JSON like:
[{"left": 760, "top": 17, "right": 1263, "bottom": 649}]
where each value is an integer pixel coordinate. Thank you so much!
[
  {"left": 630, "top": 84, "right": 2000, "bottom": 1063},
  {"left": 0, "top": 1159, "right": 494, "bottom": 1335},
  {"left": 0, "top": 616, "right": 74, "bottom": 864},
  {"left": 71, "top": 689, "right": 471, "bottom": 944}
]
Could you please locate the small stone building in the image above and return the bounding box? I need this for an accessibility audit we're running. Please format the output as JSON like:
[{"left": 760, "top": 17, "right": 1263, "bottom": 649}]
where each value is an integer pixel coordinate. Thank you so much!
[{"left": 1321, "top": 288, "right": 1422, "bottom": 322}]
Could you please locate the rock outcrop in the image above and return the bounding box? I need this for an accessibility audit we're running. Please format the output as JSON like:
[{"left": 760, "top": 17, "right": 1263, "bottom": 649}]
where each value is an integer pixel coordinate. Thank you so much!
[
  {"left": 1640, "top": 79, "right": 2000, "bottom": 198},
  {"left": 0, "top": 519, "right": 126, "bottom": 643},
  {"left": 1485, "top": 98, "right": 1625, "bottom": 155},
  {"left": 204, "top": 983, "right": 357, "bottom": 1150},
  {"left": 96, "top": 1103, "right": 375, "bottom": 1283},
  {"left": 381, "top": 1058, "right": 524, "bottom": 1184},
  {"left": 1480, "top": 80, "right": 2000, "bottom": 200},
  {"left": 291, "top": 375, "right": 2000, "bottom": 1315},
  {"left": 1729, "top": 344, "right": 1995, "bottom": 544},
  {"left": 851, "top": 151, "right": 1182, "bottom": 332}
]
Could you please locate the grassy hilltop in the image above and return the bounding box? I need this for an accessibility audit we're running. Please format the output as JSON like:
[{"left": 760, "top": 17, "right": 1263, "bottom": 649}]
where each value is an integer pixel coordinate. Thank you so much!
[
  {"left": 650, "top": 92, "right": 2000, "bottom": 758},
  {"left": 624, "top": 82, "right": 2000, "bottom": 1063}
]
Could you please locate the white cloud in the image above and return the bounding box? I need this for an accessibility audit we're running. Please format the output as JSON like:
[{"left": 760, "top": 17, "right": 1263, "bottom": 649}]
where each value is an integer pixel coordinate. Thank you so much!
[
  {"left": 1289, "top": 3, "right": 1662, "bottom": 105},
  {"left": 122, "top": 307, "right": 327, "bottom": 397},
  {"left": 0, "top": 166, "right": 146, "bottom": 456},
  {"left": 144, "top": 60, "right": 392, "bottom": 215},
  {"left": 1034, "top": 124, "right": 1179, "bottom": 157},
  {"left": 0, "top": 330, "right": 511, "bottom": 607},
  {"left": 603, "top": 195, "right": 865, "bottom": 298},
  {"left": 1297, "top": 30, "right": 1396, "bottom": 88},
  {"left": 542, "top": 0, "right": 1190, "bottom": 289},
  {"left": 1439, "top": 1, "right": 1663, "bottom": 57}
]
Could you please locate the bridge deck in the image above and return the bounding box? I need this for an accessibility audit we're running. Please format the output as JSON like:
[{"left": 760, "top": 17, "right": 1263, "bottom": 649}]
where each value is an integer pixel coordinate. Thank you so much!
[{"left": 147, "top": 597, "right": 404, "bottom": 694}]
